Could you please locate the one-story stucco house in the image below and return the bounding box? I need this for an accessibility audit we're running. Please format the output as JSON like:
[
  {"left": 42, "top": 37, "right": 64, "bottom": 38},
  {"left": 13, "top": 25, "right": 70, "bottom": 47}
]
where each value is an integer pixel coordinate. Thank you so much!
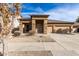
[{"left": 18, "top": 15, "right": 79, "bottom": 34}]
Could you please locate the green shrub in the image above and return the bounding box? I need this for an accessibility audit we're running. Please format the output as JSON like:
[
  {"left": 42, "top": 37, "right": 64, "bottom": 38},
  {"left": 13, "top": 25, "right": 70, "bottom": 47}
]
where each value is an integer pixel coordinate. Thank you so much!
[
  {"left": 56, "top": 28, "right": 63, "bottom": 33},
  {"left": 13, "top": 31, "right": 20, "bottom": 37},
  {"left": 12, "top": 28, "right": 19, "bottom": 34},
  {"left": 62, "top": 29, "right": 68, "bottom": 34}
]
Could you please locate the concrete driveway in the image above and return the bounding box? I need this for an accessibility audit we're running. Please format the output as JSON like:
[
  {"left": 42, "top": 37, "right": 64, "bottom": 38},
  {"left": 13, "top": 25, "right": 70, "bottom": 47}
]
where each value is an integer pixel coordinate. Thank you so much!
[{"left": 49, "top": 33, "right": 79, "bottom": 55}]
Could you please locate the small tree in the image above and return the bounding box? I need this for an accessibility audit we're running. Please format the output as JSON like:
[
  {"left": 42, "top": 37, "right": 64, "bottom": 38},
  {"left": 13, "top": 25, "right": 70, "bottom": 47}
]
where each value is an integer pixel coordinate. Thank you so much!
[{"left": 0, "top": 3, "right": 21, "bottom": 56}]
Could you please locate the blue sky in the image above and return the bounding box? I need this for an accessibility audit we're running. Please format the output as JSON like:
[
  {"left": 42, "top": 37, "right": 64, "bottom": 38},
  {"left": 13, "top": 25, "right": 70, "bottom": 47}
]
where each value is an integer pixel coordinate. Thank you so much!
[{"left": 21, "top": 3, "right": 79, "bottom": 22}]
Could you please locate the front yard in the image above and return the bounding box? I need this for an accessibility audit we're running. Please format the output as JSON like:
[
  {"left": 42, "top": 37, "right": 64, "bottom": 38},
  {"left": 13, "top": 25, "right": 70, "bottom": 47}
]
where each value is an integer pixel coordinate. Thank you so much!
[{"left": 1, "top": 33, "right": 79, "bottom": 56}]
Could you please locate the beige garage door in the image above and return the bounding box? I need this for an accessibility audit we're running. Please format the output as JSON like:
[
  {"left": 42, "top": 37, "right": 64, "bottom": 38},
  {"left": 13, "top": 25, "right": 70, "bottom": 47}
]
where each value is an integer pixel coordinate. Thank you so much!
[{"left": 47, "top": 27, "right": 52, "bottom": 33}]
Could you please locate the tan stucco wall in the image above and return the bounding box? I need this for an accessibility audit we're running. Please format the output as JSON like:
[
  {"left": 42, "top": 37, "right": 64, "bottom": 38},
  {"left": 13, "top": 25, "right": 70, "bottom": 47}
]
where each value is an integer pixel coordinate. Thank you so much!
[
  {"left": 47, "top": 27, "right": 52, "bottom": 33},
  {"left": 54, "top": 26, "right": 69, "bottom": 32},
  {"left": 47, "top": 26, "right": 70, "bottom": 33},
  {"left": 47, "top": 23, "right": 74, "bottom": 33}
]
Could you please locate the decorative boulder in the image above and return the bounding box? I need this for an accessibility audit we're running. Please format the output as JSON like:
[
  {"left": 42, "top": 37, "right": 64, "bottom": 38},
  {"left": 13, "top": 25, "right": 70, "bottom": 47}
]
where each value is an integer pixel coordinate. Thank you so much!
[
  {"left": 62, "top": 29, "right": 68, "bottom": 34},
  {"left": 56, "top": 28, "right": 63, "bottom": 33},
  {"left": 13, "top": 31, "right": 20, "bottom": 37}
]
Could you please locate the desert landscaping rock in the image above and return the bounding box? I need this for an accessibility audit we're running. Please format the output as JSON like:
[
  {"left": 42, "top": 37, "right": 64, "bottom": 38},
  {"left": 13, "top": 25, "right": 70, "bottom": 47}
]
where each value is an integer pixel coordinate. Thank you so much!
[{"left": 8, "top": 34, "right": 56, "bottom": 42}]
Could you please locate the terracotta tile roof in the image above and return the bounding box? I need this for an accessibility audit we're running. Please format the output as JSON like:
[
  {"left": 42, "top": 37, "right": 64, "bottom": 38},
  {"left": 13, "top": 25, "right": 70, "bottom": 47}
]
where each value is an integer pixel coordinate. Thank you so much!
[
  {"left": 19, "top": 18, "right": 31, "bottom": 21},
  {"left": 30, "top": 14, "right": 49, "bottom": 17},
  {"left": 48, "top": 19, "right": 74, "bottom": 24},
  {"left": 19, "top": 18, "right": 74, "bottom": 24},
  {"left": 73, "top": 22, "right": 79, "bottom": 26}
]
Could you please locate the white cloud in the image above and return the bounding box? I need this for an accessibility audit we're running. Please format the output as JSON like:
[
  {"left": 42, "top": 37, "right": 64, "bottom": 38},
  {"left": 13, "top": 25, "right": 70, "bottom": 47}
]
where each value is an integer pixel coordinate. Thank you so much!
[
  {"left": 34, "top": 7, "right": 44, "bottom": 13},
  {"left": 21, "top": 4, "right": 79, "bottom": 22},
  {"left": 22, "top": 5, "right": 44, "bottom": 13},
  {"left": 44, "top": 5, "right": 79, "bottom": 22}
]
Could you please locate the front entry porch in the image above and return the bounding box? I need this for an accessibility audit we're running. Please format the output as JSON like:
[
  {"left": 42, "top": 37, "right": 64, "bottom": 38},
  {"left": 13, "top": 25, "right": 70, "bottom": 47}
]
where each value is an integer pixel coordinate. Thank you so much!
[
  {"left": 36, "top": 20, "right": 44, "bottom": 33},
  {"left": 22, "top": 20, "right": 44, "bottom": 34}
]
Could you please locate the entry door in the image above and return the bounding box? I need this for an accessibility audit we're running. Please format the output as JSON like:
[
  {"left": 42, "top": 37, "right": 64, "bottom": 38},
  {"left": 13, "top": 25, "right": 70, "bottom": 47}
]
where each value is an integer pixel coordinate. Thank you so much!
[
  {"left": 36, "top": 20, "right": 44, "bottom": 33},
  {"left": 37, "top": 24, "right": 43, "bottom": 33}
]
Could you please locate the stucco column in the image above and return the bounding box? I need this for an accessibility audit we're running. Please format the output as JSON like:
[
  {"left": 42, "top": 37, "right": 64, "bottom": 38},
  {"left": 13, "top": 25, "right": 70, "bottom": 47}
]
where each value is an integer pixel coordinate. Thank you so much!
[
  {"left": 69, "top": 25, "right": 73, "bottom": 33},
  {"left": 52, "top": 25, "right": 55, "bottom": 33},
  {"left": 44, "top": 20, "right": 47, "bottom": 34},
  {"left": 19, "top": 22, "right": 23, "bottom": 34},
  {"left": 32, "top": 19, "right": 36, "bottom": 33}
]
